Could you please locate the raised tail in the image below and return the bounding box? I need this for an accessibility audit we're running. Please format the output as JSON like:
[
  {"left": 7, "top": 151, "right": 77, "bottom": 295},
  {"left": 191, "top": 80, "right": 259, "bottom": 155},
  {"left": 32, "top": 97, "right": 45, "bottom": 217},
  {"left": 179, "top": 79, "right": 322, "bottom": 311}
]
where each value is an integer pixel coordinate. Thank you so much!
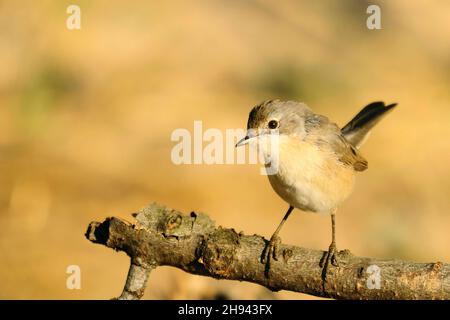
[{"left": 341, "top": 101, "right": 397, "bottom": 148}]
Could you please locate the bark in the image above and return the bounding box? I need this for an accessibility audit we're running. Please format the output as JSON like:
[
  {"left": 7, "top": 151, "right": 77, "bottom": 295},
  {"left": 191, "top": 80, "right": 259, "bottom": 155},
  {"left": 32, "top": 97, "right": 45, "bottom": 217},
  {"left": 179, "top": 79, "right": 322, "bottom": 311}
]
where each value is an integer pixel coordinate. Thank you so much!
[{"left": 85, "top": 202, "right": 450, "bottom": 300}]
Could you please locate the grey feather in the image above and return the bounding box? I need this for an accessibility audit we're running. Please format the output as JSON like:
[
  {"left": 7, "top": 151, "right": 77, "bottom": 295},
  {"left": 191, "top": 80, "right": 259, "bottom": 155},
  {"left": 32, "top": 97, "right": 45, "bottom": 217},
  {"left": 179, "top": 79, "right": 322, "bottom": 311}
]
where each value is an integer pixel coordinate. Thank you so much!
[{"left": 304, "top": 113, "right": 368, "bottom": 171}]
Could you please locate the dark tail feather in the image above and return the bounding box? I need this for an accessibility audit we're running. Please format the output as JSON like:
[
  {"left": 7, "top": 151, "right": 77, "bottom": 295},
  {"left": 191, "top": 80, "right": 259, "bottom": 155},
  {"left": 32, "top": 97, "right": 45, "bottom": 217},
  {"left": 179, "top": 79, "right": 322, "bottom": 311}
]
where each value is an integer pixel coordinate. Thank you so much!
[{"left": 341, "top": 101, "right": 397, "bottom": 148}]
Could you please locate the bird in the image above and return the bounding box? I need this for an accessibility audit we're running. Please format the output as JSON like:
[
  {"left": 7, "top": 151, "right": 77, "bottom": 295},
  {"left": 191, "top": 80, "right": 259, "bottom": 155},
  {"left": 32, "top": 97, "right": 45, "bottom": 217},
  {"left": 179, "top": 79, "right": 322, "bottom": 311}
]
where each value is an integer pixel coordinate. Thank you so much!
[{"left": 235, "top": 99, "right": 397, "bottom": 276}]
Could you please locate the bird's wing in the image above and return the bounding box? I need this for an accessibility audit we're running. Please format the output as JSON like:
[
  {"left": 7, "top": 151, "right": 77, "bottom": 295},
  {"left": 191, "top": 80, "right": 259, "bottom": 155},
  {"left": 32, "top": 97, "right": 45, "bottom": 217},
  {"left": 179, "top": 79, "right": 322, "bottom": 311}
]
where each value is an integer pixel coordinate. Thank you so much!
[
  {"left": 331, "top": 133, "right": 368, "bottom": 171},
  {"left": 341, "top": 101, "right": 397, "bottom": 149},
  {"left": 305, "top": 113, "right": 368, "bottom": 172}
]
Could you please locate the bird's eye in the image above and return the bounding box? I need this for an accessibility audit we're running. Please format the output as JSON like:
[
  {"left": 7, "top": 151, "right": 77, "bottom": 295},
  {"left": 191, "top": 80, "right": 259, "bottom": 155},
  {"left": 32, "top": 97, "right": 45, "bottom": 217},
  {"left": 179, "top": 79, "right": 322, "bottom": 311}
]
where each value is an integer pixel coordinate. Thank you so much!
[{"left": 268, "top": 120, "right": 279, "bottom": 129}]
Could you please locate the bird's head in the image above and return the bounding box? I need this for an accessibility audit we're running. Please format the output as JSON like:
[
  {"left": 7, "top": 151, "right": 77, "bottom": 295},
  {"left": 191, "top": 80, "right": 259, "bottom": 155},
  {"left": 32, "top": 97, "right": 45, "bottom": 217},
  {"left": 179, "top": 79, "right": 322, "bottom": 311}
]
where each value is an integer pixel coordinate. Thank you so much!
[{"left": 236, "top": 99, "right": 312, "bottom": 147}]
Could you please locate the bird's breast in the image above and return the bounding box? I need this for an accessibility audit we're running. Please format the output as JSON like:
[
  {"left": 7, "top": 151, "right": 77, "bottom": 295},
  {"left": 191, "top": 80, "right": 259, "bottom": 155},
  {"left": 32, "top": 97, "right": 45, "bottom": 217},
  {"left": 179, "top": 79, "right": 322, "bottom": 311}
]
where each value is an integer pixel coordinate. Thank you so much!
[{"left": 266, "top": 136, "right": 355, "bottom": 214}]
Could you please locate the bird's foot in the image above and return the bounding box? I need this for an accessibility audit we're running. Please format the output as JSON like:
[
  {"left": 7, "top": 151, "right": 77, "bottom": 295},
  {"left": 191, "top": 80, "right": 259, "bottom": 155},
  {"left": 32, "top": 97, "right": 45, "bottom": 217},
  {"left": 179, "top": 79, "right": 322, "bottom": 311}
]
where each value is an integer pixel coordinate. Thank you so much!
[
  {"left": 320, "top": 241, "right": 340, "bottom": 280},
  {"left": 261, "top": 235, "right": 281, "bottom": 277}
]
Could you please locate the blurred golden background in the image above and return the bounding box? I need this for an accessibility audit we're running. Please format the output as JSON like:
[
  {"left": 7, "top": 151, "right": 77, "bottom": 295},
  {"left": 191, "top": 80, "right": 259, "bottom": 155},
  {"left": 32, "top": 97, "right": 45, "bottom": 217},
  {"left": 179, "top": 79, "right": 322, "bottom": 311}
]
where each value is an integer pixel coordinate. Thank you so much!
[{"left": 0, "top": 0, "right": 449, "bottom": 299}]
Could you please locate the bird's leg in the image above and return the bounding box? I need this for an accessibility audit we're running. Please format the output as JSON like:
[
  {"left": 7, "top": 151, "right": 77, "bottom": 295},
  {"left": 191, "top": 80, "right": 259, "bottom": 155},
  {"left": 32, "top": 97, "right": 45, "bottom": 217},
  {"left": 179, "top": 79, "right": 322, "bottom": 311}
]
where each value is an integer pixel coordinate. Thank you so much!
[
  {"left": 262, "top": 206, "right": 294, "bottom": 276},
  {"left": 320, "top": 211, "right": 340, "bottom": 276}
]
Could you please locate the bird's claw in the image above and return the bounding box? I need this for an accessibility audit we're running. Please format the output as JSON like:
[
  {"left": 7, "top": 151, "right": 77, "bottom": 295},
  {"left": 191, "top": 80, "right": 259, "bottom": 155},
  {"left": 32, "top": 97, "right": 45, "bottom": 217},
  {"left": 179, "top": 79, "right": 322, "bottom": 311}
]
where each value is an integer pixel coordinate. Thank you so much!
[
  {"left": 262, "top": 235, "right": 281, "bottom": 276},
  {"left": 320, "top": 242, "right": 340, "bottom": 278}
]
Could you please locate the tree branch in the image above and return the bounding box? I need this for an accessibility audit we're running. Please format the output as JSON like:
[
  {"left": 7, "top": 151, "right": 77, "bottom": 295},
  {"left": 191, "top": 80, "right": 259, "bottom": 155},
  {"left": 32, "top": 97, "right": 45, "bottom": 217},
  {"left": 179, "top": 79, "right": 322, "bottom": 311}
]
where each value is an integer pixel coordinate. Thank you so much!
[{"left": 85, "top": 202, "right": 450, "bottom": 300}]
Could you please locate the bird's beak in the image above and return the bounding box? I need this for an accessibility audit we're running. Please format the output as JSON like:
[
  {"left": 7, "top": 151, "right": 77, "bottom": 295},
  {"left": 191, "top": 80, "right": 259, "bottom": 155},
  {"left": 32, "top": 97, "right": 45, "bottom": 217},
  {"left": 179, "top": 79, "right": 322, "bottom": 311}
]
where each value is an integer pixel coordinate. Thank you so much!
[
  {"left": 236, "top": 131, "right": 258, "bottom": 147},
  {"left": 235, "top": 135, "right": 249, "bottom": 147}
]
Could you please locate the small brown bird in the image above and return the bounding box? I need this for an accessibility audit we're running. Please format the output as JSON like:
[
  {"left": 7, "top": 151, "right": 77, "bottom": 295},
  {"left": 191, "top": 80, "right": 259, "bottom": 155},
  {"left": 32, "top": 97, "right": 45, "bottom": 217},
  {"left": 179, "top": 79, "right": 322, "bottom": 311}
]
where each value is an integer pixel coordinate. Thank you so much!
[{"left": 236, "top": 100, "right": 397, "bottom": 276}]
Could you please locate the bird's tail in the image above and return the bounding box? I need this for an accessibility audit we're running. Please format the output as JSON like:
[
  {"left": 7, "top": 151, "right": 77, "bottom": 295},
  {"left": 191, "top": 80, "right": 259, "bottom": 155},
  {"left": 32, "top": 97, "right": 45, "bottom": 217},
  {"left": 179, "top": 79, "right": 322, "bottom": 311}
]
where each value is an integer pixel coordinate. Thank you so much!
[{"left": 341, "top": 101, "right": 397, "bottom": 148}]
